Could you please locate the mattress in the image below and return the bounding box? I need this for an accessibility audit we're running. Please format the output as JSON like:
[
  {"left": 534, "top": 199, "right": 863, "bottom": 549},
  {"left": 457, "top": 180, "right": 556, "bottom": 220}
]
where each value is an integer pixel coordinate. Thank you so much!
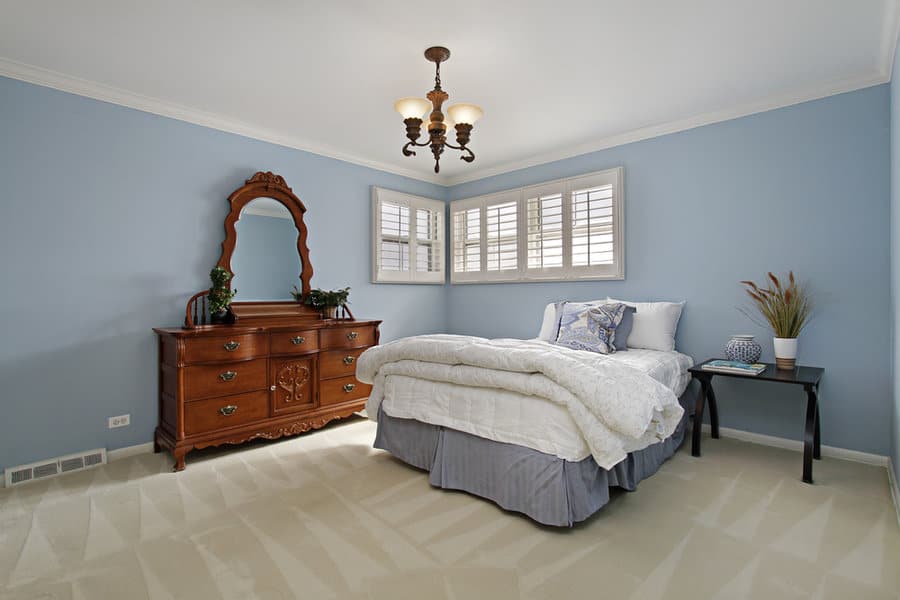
[{"left": 379, "top": 345, "right": 693, "bottom": 462}]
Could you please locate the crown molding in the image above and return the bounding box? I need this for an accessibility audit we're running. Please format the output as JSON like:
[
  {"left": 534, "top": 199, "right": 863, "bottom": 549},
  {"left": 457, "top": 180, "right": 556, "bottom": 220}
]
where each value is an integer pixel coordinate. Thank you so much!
[
  {"left": 2, "top": 26, "right": 897, "bottom": 191},
  {"left": 443, "top": 72, "right": 889, "bottom": 186},
  {"left": 0, "top": 57, "right": 444, "bottom": 186}
]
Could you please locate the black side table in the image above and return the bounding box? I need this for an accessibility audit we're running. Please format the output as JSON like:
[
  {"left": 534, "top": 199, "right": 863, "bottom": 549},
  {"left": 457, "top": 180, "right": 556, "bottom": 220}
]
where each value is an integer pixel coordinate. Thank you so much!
[{"left": 688, "top": 359, "right": 825, "bottom": 484}]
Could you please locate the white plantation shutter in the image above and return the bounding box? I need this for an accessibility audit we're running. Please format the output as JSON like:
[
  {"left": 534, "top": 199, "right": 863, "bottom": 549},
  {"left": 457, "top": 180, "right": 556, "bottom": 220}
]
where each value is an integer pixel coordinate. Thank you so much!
[
  {"left": 372, "top": 188, "right": 444, "bottom": 283},
  {"left": 526, "top": 186, "right": 565, "bottom": 272},
  {"left": 485, "top": 199, "right": 517, "bottom": 272},
  {"left": 450, "top": 167, "right": 624, "bottom": 283},
  {"left": 453, "top": 206, "right": 481, "bottom": 274},
  {"left": 565, "top": 170, "right": 622, "bottom": 279},
  {"left": 415, "top": 207, "right": 442, "bottom": 273},
  {"left": 571, "top": 184, "right": 613, "bottom": 266},
  {"left": 451, "top": 190, "right": 520, "bottom": 282},
  {"left": 379, "top": 200, "right": 410, "bottom": 272}
]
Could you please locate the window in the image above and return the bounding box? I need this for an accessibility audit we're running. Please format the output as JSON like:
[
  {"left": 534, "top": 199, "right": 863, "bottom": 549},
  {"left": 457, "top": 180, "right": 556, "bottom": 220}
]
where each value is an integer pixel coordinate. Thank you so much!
[
  {"left": 450, "top": 167, "right": 624, "bottom": 283},
  {"left": 372, "top": 187, "right": 444, "bottom": 283}
]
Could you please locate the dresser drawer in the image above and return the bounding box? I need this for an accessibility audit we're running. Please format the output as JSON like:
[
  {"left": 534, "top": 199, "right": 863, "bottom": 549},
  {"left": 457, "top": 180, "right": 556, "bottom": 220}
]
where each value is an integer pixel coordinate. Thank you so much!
[
  {"left": 182, "top": 334, "right": 266, "bottom": 364},
  {"left": 270, "top": 330, "right": 319, "bottom": 355},
  {"left": 320, "top": 326, "right": 376, "bottom": 350},
  {"left": 183, "top": 358, "right": 268, "bottom": 401},
  {"left": 319, "top": 348, "right": 367, "bottom": 379},
  {"left": 184, "top": 390, "right": 269, "bottom": 436},
  {"left": 320, "top": 375, "right": 372, "bottom": 407}
]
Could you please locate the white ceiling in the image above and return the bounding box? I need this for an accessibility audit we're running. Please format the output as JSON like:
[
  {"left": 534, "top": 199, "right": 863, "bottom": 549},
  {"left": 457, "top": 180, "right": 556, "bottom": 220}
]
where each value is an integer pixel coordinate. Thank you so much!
[{"left": 1, "top": 1, "right": 897, "bottom": 185}]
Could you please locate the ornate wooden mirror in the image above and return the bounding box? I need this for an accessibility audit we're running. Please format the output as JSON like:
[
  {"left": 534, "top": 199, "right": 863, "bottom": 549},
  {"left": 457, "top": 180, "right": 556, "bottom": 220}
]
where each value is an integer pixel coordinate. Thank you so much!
[
  {"left": 184, "top": 171, "right": 348, "bottom": 328},
  {"left": 218, "top": 171, "right": 312, "bottom": 298}
]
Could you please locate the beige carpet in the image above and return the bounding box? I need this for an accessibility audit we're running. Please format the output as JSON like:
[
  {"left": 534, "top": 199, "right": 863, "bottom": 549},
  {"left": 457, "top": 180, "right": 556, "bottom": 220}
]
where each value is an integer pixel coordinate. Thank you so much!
[{"left": 1, "top": 417, "right": 898, "bottom": 599}]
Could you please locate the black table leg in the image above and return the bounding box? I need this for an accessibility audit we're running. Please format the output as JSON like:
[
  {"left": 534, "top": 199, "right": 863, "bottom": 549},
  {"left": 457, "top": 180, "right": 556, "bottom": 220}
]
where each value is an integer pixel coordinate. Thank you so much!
[
  {"left": 707, "top": 381, "right": 720, "bottom": 439},
  {"left": 692, "top": 377, "right": 709, "bottom": 457},
  {"left": 813, "top": 384, "right": 821, "bottom": 460},
  {"left": 803, "top": 385, "right": 818, "bottom": 484}
]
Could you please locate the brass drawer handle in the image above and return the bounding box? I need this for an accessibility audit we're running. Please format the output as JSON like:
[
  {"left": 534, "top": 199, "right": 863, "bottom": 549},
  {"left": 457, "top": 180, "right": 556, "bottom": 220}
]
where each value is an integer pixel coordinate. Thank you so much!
[
  {"left": 346, "top": 331, "right": 359, "bottom": 340},
  {"left": 219, "top": 405, "right": 238, "bottom": 416},
  {"left": 342, "top": 356, "right": 355, "bottom": 365},
  {"left": 223, "top": 341, "right": 240, "bottom": 352},
  {"left": 342, "top": 383, "right": 356, "bottom": 393},
  {"left": 291, "top": 336, "right": 306, "bottom": 345},
  {"left": 219, "top": 371, "right": 237, "bottom": 381}
]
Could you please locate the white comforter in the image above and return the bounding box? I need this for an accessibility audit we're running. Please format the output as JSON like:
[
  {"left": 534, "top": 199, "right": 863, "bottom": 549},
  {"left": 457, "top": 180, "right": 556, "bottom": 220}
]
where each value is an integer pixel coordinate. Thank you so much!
[{"left": 357, "top": 334, "right": 685, "bottom": 469}]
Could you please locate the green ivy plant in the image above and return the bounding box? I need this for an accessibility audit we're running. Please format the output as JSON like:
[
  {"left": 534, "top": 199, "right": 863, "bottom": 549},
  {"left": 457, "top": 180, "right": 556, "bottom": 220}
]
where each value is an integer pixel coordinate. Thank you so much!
[
  {"left": 293, "top": 286, "right": 350, "bottom": 308},
  {"left": 208, "top": 266, "right": 237, "bottom": 315}
]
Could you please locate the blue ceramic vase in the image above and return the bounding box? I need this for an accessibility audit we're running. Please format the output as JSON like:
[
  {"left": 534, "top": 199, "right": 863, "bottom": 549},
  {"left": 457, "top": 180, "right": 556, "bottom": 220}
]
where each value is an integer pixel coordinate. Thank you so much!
[{"left": 725, "top": 335, "right": 762, "bottom": 364}]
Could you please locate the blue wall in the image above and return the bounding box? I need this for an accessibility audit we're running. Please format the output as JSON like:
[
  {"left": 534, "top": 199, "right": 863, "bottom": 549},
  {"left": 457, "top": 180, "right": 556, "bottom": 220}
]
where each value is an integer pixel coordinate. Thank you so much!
[
  {"left": 0, "top": 74, "right": 894, "bottom": 475},
  {"left": 232, "top": 213, "right": 301, "bottom": 300},
  {"left": 891, "top": 44, "right": 900, "bottom": 484},
  {"left": 447, "top": 85, "right": 892, "bottom": 455},
  {"left": 0, "top": 76, "right": 447, "bottom": 474}
]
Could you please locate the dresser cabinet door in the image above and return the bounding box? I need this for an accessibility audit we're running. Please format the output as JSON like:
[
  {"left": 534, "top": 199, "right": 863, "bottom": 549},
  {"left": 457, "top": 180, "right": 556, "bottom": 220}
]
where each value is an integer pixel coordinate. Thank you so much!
[{"left": 270, "top": 355, "right": 318, "bottom": 415}]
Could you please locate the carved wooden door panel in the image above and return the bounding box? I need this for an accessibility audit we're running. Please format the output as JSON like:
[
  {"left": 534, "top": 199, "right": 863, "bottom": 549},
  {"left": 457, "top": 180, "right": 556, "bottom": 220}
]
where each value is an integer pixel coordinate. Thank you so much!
[{"left": 270, "top": 355, "right": 317, "bottom": 415}]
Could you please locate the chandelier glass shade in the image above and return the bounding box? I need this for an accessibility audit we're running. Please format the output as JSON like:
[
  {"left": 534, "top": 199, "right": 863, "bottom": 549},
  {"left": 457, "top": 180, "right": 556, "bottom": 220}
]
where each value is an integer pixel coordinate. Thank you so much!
[{"left": 394, "top": 47, "right": 483, "bottom": 174}]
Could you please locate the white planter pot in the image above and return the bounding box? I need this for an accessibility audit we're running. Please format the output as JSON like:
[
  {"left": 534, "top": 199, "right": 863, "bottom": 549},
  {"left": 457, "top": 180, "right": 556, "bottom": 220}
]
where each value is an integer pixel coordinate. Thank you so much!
[{"left": 773, "top": 337, "right": 798, "bottom": 369}]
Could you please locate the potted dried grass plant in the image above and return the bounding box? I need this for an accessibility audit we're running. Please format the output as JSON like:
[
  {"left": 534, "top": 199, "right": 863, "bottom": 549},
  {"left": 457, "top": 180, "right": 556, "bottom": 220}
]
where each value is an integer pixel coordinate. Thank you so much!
[{"left": 740, "top": 271, "right": 813, "bottom": 370}]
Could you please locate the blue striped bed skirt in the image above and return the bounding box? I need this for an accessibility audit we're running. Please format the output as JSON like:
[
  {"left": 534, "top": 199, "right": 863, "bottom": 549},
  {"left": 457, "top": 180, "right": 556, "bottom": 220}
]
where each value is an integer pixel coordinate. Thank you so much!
[{"left": 374, "top": 390, "right": 692, "bottom": 527}]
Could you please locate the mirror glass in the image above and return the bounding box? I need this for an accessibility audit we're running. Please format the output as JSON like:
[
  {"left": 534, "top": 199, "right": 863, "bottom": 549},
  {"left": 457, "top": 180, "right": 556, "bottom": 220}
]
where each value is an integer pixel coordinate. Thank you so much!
[{"left": 231, "top": 198, "right": 302, "bottom": 301}]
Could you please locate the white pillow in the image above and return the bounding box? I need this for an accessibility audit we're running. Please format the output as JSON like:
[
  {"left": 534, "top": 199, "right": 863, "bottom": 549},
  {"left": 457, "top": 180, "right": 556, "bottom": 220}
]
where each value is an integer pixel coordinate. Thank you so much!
[
  {"left": 537, "top": 303, "right": 558, "bottom": 340},
  {"left": 606, "top": 298, "right": 684, "bottom": 351}
]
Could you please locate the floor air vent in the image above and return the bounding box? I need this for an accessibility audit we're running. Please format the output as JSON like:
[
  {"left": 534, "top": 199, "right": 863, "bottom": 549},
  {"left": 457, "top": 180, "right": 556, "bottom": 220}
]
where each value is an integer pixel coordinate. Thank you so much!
[{"left": 4, "top": 448, "right": 107, "bottom": 488}]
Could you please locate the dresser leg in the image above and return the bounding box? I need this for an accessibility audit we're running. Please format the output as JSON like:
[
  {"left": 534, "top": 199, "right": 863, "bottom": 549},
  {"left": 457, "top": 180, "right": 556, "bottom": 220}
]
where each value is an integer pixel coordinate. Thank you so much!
[
  {"left": 692, "top": 379, "right": 708, "bottom": 457},
  {"left": 173, "top": 448, "right": 188, "bottom": 472},
  {"left": 803, "top": 388, "right": 818, "bottom": 484},
  {"left": 153, "top": 439, "right": 161, "bottom": 453}
]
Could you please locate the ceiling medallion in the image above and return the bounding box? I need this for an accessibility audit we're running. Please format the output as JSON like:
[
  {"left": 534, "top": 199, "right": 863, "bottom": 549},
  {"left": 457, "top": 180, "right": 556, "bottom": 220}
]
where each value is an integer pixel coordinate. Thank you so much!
[{"left": 394, "top": 46, "right": 484, "bottom": 174}]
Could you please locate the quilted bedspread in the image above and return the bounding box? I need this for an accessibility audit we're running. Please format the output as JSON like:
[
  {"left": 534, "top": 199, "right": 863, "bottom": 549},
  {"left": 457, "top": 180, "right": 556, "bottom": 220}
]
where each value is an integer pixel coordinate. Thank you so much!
[{"left": 356, "top": 334, "right": 684, "bottom": 469}]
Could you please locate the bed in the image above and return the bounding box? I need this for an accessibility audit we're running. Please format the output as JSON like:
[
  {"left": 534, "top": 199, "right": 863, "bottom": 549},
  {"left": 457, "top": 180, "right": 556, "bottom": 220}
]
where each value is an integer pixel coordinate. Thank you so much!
[{"left": 356, "top": 322, "right": 695, "bottom": 527}]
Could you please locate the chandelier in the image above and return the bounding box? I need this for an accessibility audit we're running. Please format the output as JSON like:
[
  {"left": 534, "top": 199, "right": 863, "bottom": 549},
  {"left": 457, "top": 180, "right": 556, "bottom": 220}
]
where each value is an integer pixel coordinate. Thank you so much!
[{"left": 394, "top": 46, "right": 484, "bottom": 174}]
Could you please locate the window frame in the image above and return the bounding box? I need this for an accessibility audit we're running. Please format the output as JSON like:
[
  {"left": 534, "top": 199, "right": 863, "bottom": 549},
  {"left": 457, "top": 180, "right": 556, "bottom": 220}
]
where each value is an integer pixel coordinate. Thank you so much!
[
  {"left": 371, "top": 187, "right": 445, "bottom": 284},
  {"left": 449, "top": 167, "right": 624, "bottom": 284}
]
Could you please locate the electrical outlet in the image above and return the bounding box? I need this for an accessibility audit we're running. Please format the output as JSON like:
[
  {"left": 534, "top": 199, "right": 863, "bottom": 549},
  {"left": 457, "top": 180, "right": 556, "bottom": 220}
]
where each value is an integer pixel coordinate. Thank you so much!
[{"left": 108, "top": 414, "right": 130, "bottom": 429}]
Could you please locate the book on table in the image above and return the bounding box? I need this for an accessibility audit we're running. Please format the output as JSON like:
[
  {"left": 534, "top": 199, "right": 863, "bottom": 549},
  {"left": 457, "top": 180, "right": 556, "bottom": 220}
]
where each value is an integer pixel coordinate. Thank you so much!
[{"left": 701, "top": 360, "right": 766, "bottom": 375}]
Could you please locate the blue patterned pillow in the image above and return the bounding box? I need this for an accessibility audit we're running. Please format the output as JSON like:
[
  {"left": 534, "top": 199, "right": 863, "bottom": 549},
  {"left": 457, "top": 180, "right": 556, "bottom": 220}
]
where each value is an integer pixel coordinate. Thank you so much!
[{"left": 555, "top": 302, "right": 627, "bottom": 354}]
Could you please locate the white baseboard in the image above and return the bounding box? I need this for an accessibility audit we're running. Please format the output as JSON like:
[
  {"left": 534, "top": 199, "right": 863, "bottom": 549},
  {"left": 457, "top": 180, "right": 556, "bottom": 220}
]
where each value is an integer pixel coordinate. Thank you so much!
[
  {"left": 107, "top": 442, "right": 155, "bottom": 462},
  {"left": 700, "top": 424, "right": 889, "bottom": 466},
  {"left": 889, "top": 459, "right": 900, "bottom": 530},
  {"left": 699, "top": 424, "right": 899, "bottom": 526}
]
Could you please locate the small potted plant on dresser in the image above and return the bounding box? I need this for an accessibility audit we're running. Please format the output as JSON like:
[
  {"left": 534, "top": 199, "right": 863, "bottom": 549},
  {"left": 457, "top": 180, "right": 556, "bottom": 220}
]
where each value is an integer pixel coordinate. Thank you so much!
[
  {"left": 293, "top": 286, "right": 351, "bottom": 319},
  {"left": 208, "top": 266, "right": 237, "bottom": 324},
  {"left": 740, "top": 271, "right": 813, "bottom": 369}
]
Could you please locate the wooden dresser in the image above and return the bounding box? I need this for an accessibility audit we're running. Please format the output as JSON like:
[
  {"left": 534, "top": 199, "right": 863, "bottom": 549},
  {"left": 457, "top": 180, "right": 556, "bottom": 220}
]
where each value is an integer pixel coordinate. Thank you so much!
[
  {"left": 154, "top": 319, "right": 379, "bottom": 470},
  {"left": 153, "top": 170, "right": 381, "bottom": 470}
]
